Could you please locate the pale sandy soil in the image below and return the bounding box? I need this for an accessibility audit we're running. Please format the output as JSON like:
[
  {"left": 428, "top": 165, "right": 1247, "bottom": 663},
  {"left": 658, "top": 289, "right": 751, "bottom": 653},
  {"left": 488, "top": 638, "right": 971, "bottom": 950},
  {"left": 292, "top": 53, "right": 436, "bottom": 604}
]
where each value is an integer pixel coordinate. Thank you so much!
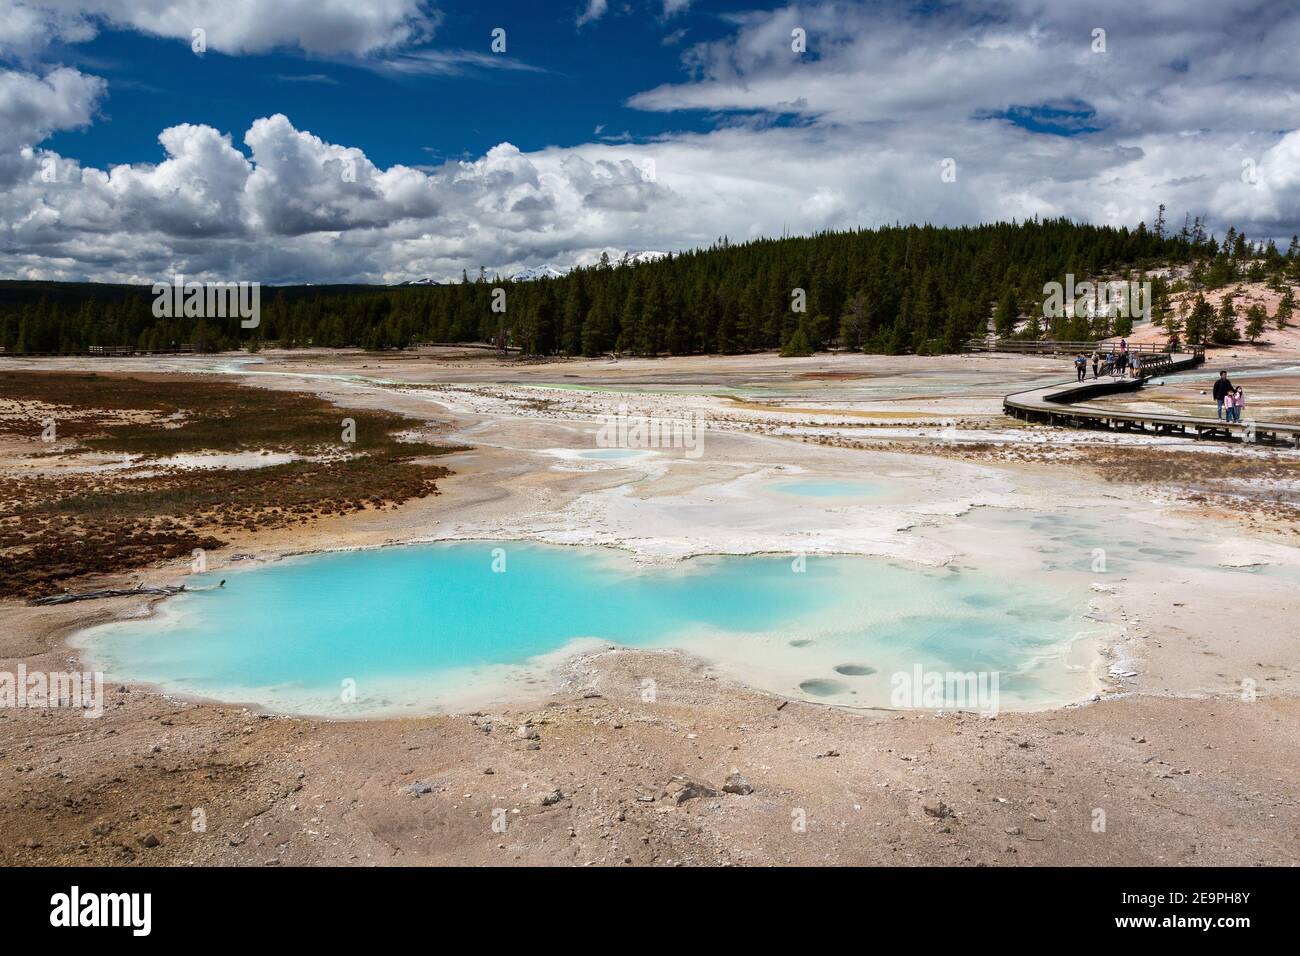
[
  {"left": 1119, "top": 277, "right": 1300, "bottom": 355},
  {"left": 1, "top": 347, "right": 1298, "bottom": 866}
]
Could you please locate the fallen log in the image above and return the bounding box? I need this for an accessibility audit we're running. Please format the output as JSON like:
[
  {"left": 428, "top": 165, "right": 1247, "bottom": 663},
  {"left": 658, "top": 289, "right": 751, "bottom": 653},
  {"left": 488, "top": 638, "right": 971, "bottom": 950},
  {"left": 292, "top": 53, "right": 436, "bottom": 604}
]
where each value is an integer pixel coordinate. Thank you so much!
[{"left": 29, "top": 584, "right": 189, "bottom": 606}]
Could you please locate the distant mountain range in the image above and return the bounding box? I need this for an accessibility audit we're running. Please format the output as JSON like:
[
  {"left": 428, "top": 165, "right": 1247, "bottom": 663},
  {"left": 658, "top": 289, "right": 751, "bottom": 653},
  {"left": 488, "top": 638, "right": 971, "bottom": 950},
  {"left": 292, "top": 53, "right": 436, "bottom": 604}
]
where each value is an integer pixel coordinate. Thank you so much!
[
  {"left": 509, "top": 251, "right": 668, "bottom": 281},
  {"left": 508, "top": 264, "right": 568, "bottom": 282},
  {"left": 399, "top": 251, "right": 669, "bottom": 286},
  {"left": 627, "top": 251, "right": 668, "bottom": 266}
]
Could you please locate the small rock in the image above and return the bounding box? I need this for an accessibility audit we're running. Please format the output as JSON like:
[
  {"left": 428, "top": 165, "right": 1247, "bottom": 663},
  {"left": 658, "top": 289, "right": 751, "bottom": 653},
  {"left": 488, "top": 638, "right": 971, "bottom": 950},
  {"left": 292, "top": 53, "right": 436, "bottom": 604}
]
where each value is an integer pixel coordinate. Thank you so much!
[
  {"left": 532, "top": 789, "right": 563, "bottom": 807},
  {"left": 668, "top": 779, "right": 717, "bottom": 805},
  {"left": 406, "top": 780, "right": 434, "bottom": 796},
  {"left": 722, "top": 771, "right": 753, "bottom": 795},
  {"left": 515, "top": 724, "right": 539, "bottom": 740},
  {"left": 139, "top": 833, "right": 161, "bottom": 848},
  {"left": 924, "top": 801, "right": 956, "bottom": 819}
]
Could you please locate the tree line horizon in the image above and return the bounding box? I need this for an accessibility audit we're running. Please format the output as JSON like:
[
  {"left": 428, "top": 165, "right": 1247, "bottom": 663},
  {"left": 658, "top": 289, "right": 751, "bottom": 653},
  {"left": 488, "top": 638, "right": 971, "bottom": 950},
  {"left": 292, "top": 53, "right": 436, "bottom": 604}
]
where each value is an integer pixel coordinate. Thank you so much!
[{"left": 1, "top": 215, "right": 1296, "bottom": 357}]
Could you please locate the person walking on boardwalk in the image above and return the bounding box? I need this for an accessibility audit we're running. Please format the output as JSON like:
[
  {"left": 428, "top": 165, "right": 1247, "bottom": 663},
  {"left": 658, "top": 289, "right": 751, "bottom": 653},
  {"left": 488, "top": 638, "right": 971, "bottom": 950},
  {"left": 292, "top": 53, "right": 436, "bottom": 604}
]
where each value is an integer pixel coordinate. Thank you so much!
[
  {"left": 1129, "top": 350, "right": 1141, "bottom": 378},
  {"left": 1232, "top": 387, "right": 1245, "bottom": 423},
  {"left": 1212, "top": 370, "right": 1234, "bottom": 419},
  {"left": 1223, "top": 387, "right": 1238, "bottom": 423},
  {"left": 1105, "top": 349, "right": 1116, "bottom": 375},
  {"left": 1091, "top": 350, "right": 1101, "bottom": 379},
  {"left": 1074, "top": 352, "right": 1087, "bottom": 382}
]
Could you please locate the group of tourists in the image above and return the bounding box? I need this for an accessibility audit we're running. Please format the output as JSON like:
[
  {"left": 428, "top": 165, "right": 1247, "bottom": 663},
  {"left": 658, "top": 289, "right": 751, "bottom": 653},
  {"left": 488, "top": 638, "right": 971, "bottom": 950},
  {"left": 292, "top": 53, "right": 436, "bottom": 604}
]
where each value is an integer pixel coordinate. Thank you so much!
[
  {"left": 1213, "top": 370, "right": 1247, "bottom": 423},
  {"left": 1074, "top": 339, "right": 1141, "bottom": 382},
  {"left": 1068, "top": 343, "right": 1248, "bottom": 427}
]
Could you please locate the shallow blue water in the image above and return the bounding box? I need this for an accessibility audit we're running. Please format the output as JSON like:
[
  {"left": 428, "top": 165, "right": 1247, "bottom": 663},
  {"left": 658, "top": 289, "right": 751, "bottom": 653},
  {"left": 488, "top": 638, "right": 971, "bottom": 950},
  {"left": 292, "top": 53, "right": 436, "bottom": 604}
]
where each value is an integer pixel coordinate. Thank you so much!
[
  {"left": 79, "top": 542, "right": 1093, "bottom": 716},
  {"left": 772, "top": 479, "right": 884, "bottom": 498},
  {"left": 578, "top": 448, "right": 648, "bottom": 460}
]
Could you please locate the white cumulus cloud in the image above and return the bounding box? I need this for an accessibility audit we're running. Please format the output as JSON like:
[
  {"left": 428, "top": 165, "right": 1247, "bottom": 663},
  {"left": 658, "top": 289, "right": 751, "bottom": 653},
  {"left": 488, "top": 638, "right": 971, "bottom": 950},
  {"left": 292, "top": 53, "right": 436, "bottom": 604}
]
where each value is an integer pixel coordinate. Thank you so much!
[{"left": 1, "top": 0, "right": 1299, "bottom": 284}]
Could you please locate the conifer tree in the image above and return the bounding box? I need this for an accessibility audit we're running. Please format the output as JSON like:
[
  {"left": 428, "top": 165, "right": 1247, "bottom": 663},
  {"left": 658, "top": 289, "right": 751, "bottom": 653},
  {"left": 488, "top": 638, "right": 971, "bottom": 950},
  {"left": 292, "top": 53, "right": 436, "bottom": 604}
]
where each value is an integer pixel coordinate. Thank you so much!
[
  {"left": 1276, "top": 288, "right": 1294, "bottom": 329},
  {"left": 993, "top": 288, "right": 1018, "bottom": 338},
  {"left": 1185, "top": 294, "right": 1214, "bottom": 344},
  {"left": 1212, "top": 296, "right": 1239, "bottom": 343},
  {"left": 780, "top": 322, "right": 813, "bottom": 357},
  {"left": 1244, "top": 303, "right": 1266, "bottom": 343}
]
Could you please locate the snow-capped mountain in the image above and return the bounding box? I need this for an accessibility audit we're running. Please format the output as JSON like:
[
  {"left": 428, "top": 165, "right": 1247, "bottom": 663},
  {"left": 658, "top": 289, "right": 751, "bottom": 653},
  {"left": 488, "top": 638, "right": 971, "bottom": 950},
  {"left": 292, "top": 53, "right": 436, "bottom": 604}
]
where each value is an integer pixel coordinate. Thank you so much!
[
  {"left": 623, "top": 250, "right": 667, "bottom": 265},
  {"left": 504, "top": 251, "right": 669, "bottom": 281},
  {"left": 509, "top": 264, "right": 568, "bottom": 281},
  {"left": 401, "top": 277, "right": 442, "bottom": 286}
]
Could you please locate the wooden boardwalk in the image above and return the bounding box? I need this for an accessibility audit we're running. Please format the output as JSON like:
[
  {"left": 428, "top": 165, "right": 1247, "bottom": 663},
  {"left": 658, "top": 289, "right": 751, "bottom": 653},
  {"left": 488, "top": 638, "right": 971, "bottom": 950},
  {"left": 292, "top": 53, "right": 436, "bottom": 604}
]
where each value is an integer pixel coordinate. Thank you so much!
[{"left": 997, "top": 345, "right": 1300, "bottom": 447}]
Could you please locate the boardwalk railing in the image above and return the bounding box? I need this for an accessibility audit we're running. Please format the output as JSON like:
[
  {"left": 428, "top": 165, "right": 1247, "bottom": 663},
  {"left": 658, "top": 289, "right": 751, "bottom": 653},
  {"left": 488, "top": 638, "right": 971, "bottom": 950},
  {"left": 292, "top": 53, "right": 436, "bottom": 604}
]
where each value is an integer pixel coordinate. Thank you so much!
[
  {"left": 969, "top": 338, "right": 1209, "bottom": 385},
  {"left": 1002, "top": 349, "right": 1300, "bottom": 447},
  {"left": 966, "top": 338, "right": 1204, "bottom": 360},
  {"left": 0, "top": 345, "right": 199, "bottom": 357}
]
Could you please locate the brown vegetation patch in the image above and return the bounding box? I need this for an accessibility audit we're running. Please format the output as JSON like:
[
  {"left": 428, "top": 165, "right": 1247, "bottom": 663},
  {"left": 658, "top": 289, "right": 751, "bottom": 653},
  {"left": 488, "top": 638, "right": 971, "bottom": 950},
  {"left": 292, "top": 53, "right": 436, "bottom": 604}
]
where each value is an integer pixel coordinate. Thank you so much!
[{"left": 0, "top": 372, "right": 459, "bottom": 598}]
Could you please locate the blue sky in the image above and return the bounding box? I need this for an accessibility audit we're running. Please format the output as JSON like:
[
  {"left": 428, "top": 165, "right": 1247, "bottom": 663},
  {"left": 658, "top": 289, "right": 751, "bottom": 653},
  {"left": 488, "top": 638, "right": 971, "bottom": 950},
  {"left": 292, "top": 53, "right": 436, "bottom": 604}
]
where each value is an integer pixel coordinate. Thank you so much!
[
  {"left": 47, "top": 2, "right": 770, "bottom": 170},
  {"left": 1, "top": 1, "right": 1297, "bottom": 284}
]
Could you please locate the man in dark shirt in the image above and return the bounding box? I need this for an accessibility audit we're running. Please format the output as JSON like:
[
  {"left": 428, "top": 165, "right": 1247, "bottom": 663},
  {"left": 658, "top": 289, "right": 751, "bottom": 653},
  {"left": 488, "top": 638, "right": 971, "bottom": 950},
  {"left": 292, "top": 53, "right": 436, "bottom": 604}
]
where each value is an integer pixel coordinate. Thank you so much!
[{"left": 1212, "top": 370, "right": 1234, "bottom": 419}]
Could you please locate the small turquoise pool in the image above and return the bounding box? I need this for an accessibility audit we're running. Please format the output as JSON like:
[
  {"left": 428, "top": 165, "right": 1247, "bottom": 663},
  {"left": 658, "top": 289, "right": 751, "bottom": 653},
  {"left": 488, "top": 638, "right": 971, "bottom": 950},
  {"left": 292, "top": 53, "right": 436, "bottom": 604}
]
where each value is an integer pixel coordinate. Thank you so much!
[
  {"left": 772, "top": 479, "right": 884, "bottom": 499},
  {"left": 578, "top": 448, "right": 650, "bottom": 460}
]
